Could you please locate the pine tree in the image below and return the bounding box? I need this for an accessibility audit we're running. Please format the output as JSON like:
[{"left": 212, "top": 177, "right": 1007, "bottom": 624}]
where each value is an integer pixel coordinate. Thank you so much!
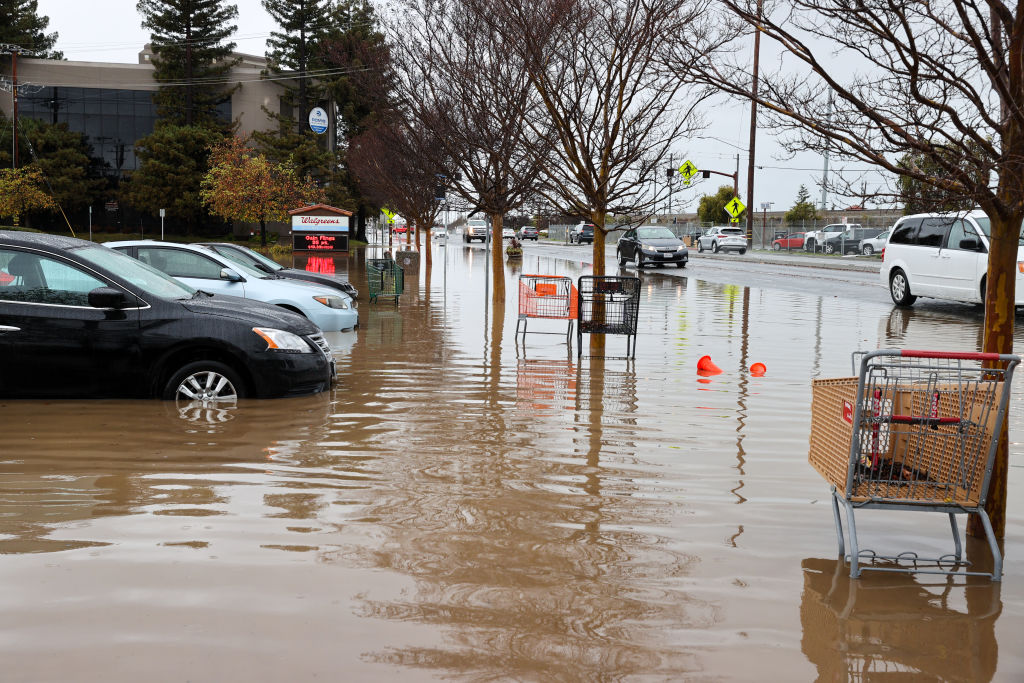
[
  {"left": 18, "top": 118, "right": 106, "bottom": 214},
  {"left": 0, "top": 0, "right": 62, "bottom": 58},
  {"left": 137, "top": 0, "right": 240, "bottom": 130},
  {"left": 784, "top": 184, "right": 818, "bottom": 224}
]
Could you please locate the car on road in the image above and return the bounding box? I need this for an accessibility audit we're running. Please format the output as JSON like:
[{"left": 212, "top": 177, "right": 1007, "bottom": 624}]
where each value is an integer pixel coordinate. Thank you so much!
[
  {"left": 0, "top": 231, "right": 333, "bottom": 400},
  {"left": 771, "top": 232, "right": 805, "bottom": 250},
  {"left": 463, "top": 218, "right": 489, "bottom": 243},
  {"left": 568, "top": 223, "right": 595, "bottom": 244},
  {"left": 393, "top": 225, "right": 408, "bottom": 234},
  {"left": 617, "top": 226, "right": 688, "bottom": 268},
  {"left": 431, "top": 225, "right": 447, "bottom": 239},
  {"left": 820, "top": 226, "right": 885, "bottom": 255},
  {"left": 804, "top": 223, "right": 859, "bottom": 252},
  {"left": 697, "top": 227, "right": 747, "bottom": 254},
  {"left": 859, "top": 229, "right": 890, "bottom": 256},
  {"left": 204, "top": 242, "right": 358, "bottom": 299},
  {"left": 107, "top": 241, "right": 358, "bottom": 332},
  {"left": 517, "top": 226, "right": 539, "bottom": 241},
  {"left": 880, "top": 210, "right": 1024, "bottom": 307},
  {"left": 502, "top": 227, "right": 516, "bottom": 240}
]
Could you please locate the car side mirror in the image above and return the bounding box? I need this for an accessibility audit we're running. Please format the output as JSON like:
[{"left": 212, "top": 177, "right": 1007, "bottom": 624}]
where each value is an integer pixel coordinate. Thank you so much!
[
  {"left": 959, "top": 238, "right": 981, "bottom": 251},
  {"left": 88, "top": 286, "right": 131, "bottom": 309},
  {"left": 220, "top": 268, "right": 244, "bottom": 282}
]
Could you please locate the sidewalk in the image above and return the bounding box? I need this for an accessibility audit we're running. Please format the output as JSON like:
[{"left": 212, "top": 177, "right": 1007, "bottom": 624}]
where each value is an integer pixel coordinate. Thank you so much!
[{"left": 689, "top": 248, "right": 882, "bottom": 273}]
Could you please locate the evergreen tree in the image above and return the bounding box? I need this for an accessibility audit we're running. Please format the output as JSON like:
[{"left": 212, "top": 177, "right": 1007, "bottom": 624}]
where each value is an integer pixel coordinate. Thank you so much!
[
  {"left": 0, "top": 0, "right": 61, "bottom": 58},
  {"left": 697, "top": 185, "right": 739, "bottom": 225},
  {"left": 897, "top": 149, "right": 980, "bottom": 215},
  {"left": 120, "top": 125, "right": 225, "bottom": 234},
  {"left": 18, "top": 118, "right": 106, "bottom": 214},
  {"left": 784, "top": 184, "right": 818, "bottom": 225},
  {"left": 137, "top": 0, "right": 239, "bottom": 130}
]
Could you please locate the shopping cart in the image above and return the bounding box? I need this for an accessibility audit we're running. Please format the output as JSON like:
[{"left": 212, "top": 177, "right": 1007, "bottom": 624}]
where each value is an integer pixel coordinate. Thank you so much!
[
  {"left": 809, "top": 349, "right": 1019, "bottom": 580},
  {"left": 366, "top": 258, "right": 403, "bottom": 304},
  {"left": 576, "top": 276, "right": 640, "bottom": 358},
  {"left": 515, "top": 275, "right": 578, "bottom": 346}
]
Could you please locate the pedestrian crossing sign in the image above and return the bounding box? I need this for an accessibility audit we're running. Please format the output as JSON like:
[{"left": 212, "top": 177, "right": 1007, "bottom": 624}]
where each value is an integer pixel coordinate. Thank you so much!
[
  {"left": 724, "top": 197, "right": 746, "bottom": 219},
  {"left": 382, "top": 208, "right": 396, "bottom": 224},
  {"left": 678, "top": 160, "right": 698, "bottom": 185}
]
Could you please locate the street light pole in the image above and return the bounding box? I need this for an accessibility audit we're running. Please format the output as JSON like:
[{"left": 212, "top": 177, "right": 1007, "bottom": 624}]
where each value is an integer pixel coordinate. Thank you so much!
[{"left": 745, "top": 0, "right": 763, "bottom": 249}]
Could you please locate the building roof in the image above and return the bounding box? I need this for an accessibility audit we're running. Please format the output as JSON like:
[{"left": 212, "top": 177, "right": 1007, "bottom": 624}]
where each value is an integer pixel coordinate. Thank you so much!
[{"left": 288, "top": 204, "right": 353, "bottom": 217}]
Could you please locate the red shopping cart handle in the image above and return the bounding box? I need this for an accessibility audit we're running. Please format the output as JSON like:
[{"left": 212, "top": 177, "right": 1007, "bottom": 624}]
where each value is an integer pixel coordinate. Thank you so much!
[
  {"left": 887, "top": 415, "right": 962, "bottom": 426},
  {"left": 899, "top": 349, "right": 1007, "bottom": 361}
]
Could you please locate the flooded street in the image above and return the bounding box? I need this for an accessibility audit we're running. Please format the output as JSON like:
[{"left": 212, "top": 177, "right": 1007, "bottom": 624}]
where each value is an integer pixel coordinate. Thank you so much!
[{"left": 2, "top": 240, "right": 1023, "bottom": 681}]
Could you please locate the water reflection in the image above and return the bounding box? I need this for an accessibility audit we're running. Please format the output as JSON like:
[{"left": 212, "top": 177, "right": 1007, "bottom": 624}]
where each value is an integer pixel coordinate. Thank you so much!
[{"left": 801, "top": 557, "right": 999, "bottom": 682}]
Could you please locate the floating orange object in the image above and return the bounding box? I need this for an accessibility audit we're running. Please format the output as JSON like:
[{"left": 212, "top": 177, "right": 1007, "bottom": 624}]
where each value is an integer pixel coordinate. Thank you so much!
[
  {"left": 697, "top": 355, "right": 722, "bottom": 375},
  {"left": 750, "top": 362, "right": 767, "bottom": 376}
]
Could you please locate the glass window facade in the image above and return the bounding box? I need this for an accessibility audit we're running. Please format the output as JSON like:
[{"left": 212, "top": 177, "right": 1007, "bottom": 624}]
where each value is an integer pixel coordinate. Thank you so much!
[{"left": 19, "top": 87, "right": 231, "bottom": 177}]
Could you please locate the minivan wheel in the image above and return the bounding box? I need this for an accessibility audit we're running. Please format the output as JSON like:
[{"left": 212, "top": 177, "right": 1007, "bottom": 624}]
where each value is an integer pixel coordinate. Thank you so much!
[
  {"left": 163, "top": 361, "right": 243, "bottom": 403},
  {"left": 862, "top": 244, "right": 874, "bottom": 256},
  {"left": 889, "top": 269, "right": 917, "bottom": 307}
]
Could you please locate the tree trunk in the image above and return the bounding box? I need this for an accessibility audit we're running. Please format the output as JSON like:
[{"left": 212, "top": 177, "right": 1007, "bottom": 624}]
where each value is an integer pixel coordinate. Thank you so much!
[
  {"left": 259, "top": 218, "right": 267, "bottom": 247},
  {"left": 490, "top": 212, "right": 506, "bottom": 302},
  {"left": 968, "top": 211, "right": 1022, "bottom": 540},
  {"left": 589, "top": 210, "right": 607, "bottom": 354}
]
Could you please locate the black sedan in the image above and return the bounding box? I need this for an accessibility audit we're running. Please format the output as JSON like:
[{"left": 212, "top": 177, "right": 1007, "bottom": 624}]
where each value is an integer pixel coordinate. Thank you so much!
[
  {"left": 0, "top": 231, "right": 334, "bottom": 401},
  {"left": 616, "top": 226, "right": 688, "bottom": 268},
  {"left": 203, "top": 242, "right": 359, "bottom": 299}
]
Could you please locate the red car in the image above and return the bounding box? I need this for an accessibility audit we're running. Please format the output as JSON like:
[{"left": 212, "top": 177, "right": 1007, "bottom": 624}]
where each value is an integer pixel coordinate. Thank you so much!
[
  {"left": 393, "top": 225, "right": 408, "bottom": 234},
  {"left": 772, "top": 232, "right": 805, "bottom": 250}
]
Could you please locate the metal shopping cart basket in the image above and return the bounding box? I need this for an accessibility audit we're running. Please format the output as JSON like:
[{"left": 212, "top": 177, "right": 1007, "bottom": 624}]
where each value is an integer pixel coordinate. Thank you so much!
[
  {"left": 809, "top": 349, "right": 1020, "bottom": 580},
  {"left": 576, "top": 276, "right": 640, "bottom": 358},
  {"left": 367, "top": 257, "right": 403, "bottom": 304},
  {"left": 515, "top": 275, "right": 578, "bottom": 346}
]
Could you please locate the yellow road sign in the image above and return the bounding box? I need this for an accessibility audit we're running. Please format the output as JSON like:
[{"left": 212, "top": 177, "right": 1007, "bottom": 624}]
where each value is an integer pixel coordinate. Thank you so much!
[
  {"left": 724, "top": 197, "right": 746, "bottom": 218},
  {"left": 381, "top": 208, "right": 396, "bottom": 224},
  {"left": 678, "top": 160, "right": 698, "bottom": 182}
]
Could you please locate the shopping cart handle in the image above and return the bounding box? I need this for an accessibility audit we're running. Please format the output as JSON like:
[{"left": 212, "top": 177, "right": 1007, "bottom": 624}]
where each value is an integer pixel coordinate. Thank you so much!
[{"left": 899, "top": 350, "right": 1014, "bottom": 362}]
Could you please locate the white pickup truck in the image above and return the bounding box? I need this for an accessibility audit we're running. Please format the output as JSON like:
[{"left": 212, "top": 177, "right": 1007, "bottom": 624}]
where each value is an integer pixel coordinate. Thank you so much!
[{"left": 463, "top": 218, "right": 489, "bottom": 243}]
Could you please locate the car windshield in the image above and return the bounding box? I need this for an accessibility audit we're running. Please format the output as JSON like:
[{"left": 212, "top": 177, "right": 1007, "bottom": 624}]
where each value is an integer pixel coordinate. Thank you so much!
[
  {"left": 217, "top": 245, "right": 284, "bottom": 273},
  {"left": 637, "top": 227, "right": 676, "bottom": 239},
  {"left": 74, "top": 244, "right": 197, "bottom": 299},
  {"left": 197, "top": 248, "right": 272, "bottom": 279}
]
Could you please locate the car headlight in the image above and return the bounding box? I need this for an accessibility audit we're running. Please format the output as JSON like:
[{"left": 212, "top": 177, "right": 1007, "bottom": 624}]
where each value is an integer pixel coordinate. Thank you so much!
[
  {"left": 677, "top": 245, "right": 686, "bottom": 252},
  {"left": 253, "top": 327, "right": 313, "bottom": 352},
  {"left": 643, "top": 245, "right": 659, "bottom": 252},
  {"left": 313, "top": 295, "right": 350, "bottom": 310}
]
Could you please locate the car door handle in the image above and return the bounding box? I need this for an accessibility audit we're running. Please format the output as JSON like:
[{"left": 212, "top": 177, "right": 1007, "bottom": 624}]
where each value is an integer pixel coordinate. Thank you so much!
[{"left": 0, "top": 325, "right": 21, "bottom": 334}]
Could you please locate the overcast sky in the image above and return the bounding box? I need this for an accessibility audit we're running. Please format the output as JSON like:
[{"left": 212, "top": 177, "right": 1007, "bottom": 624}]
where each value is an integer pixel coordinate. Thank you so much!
[{"left": 34, "top": 0, "right": 885, "bottom": 219}]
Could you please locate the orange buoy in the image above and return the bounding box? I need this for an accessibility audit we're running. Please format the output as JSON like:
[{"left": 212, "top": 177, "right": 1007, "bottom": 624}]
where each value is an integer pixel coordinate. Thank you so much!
[
  {"left": 750, "top": 362, "right": 766, "bottom": 377},
  {"left": 697, "top": 355, "right": 722, "bottom": 375}
]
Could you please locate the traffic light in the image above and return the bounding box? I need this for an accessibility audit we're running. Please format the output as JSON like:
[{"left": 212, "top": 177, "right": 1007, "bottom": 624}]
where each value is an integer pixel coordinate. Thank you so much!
[{"left": 702, "top": 170, "right": 711, "bottom": 179}]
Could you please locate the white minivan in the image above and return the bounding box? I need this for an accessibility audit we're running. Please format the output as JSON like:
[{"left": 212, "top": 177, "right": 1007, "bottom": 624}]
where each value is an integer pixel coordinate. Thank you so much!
[{"left": 880, "top": 210, "right": 1024, "bottom": 307}]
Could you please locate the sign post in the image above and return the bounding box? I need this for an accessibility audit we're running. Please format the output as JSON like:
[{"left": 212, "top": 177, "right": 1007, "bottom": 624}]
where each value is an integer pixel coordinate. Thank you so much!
[
  {"left": 308, "top": 107, "right": 328, "bottom": 135},
  {"left": 159, "top": 208, "right": 165, "bottom": 240},
  {"left": 88, "top": 205, "right": 92, "bottom": 241}
]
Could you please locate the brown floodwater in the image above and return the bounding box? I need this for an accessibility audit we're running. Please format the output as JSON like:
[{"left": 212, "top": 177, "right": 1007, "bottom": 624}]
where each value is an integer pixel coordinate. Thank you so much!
[{"left": 1, "top": 242, "right": 1023, "bottom": 681}]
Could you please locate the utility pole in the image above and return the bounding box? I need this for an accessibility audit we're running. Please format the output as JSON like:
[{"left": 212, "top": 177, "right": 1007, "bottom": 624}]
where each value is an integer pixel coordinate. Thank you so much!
[
  {"left": 745, "top": 0, "right": 763, "bottom": 248},
  {"left": 0, "top": 44, "right": 43, "bottom": 170},
  {"left": 820, "top": 93, "right": 833, "bottom": 211}
]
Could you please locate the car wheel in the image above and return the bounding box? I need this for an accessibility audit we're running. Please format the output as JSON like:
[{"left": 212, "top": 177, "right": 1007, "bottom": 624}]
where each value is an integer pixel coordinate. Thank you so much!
[
  {"left": 805, "top": 239, "right": 815, "bottom": 251},
  {"left": 676, "top": 262, "right": 686, "bottom": 268},
  {"left": 773, "top": 242, "right": 781, "bottom": 251},
  {"left": 633, "top": 251, "right": 644, "bottom": 269},
  {"left": 163, "top": 361, "right": 244, "bottom": 403},
  {"left": 862, "top": 244, "right": 874, "bottom": 256},
  {"left": 823, "top": 243, "right": 836, "bottom": 255},
  {"left": 697, "top": 241, "right": 705, "bottom": 253},
  {"left": 618, "top": 249, "right": 628, "bottom": 266},
  {"left": 739, "top": 248, "right": 746, "bottom": 255},
  {"left": 712, "top": 242, "right": 719, "bottom": 253},
  {"left": 889, "top": 269, "right": 917, "bottom": 307}
]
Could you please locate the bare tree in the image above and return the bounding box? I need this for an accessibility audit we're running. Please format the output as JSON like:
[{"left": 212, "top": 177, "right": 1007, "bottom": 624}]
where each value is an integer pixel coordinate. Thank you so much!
[
  {"left": 698, "top": 1, "right": 1023, "bottom": 537},
  {"left": 347, "top": 120, "right": 446, "bottom": 267},
  {"left": 387, "top": 0, "right": 548, "bottom": 302}
]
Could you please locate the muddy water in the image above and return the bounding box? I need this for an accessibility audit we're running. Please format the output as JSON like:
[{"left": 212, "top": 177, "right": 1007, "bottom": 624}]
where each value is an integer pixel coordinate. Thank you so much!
[{"left": 1, "top": 243, "right": 1022, "bottom": 681}]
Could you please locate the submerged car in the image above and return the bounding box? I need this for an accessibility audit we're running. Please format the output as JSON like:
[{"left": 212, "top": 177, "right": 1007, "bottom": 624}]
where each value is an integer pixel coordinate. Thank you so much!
[
  {"left": 0, "top": 231, "right": 333, "bottom": 400},
  {"left": 107, "top": 241, "right": 358, "bottom": 332},
  {"left": 697, "top": 227, "right": 747, "bottom": 254},
  {"left": 203, "top": 242, "right": 358, "bottom": 299},
  {"left": 616, "top": 226, "right": 688, "bottom": 268}
]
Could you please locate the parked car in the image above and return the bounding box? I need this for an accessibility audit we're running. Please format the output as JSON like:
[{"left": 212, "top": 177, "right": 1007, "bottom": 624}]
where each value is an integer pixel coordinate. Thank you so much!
[
  {"left": 463, "top": 218, "right": 488, "bottom": 243},
  {"left": 859, "top": 229, "right": 890, "bottom": 256},
  {"left": 820, "top": 227, "right": 885, "bottom": 255},
  {"left": 697, "top": 227, "right": 747, "bottom": 254},
  {"left": 0, "top": 231, "right": 333, "bottom": 400},
  {"left": 804, "top": 223, "right": 859, "bottom": 252},
  {"left": 568, "top": 223, "right": 595, "bottom": 244},
  {"left": 517, "top": 226, "right": 539, "bottom": 241},
  {"left": 431, "top": 225, "right": 447, "bottom": 239},
  {"left": 393, "top": 225, "right": 408, "bottom": 234},
  {"left": 617, "top": 226, "right": 688, "bottom": 268},
  {"left": 107, "top": 241, "right": 357, "bottom": 332},
  {"left": 502, "top": 227, "right": 516, "bottom": 240},
  {"left": 880, "top": 210, "right": 1024, "bottom": 307},
  {"left": 771, "top": 232, "right": 805, "bottom": 250},
  {"left": 203, "top": 242, "right": 358, "bottom": 299}
]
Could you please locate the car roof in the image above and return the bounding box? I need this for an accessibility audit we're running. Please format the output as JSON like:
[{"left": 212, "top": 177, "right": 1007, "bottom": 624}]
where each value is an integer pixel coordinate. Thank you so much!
[{"left": 0, "top": 230, "right": 95, "bottom": 251}]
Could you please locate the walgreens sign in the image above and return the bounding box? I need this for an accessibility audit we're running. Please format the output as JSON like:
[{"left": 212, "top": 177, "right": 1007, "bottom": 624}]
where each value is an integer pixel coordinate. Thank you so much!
[{"left": 291, "top": 215, "right": 349, "bottom": 232}]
